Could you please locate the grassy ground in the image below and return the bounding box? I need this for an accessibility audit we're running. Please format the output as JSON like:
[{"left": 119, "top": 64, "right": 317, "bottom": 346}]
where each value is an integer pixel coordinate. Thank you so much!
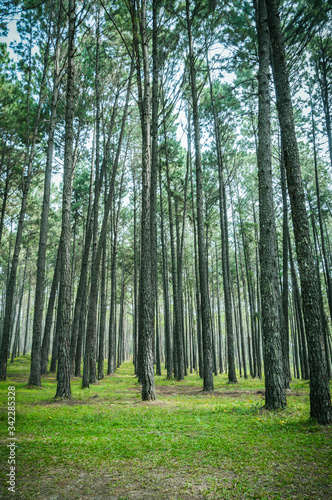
[{"left": 0, "top": 356, "right": 331, "bottom": 499}]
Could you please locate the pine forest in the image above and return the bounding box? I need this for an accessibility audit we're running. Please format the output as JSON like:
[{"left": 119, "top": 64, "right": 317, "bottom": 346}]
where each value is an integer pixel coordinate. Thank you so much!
[{"left": 0, "top": 0, "right": 331, "bottom": 498}]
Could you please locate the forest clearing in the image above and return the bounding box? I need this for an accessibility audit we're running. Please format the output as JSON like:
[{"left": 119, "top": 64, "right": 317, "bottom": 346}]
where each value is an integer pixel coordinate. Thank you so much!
[{"left": 0, "top": 357, "right": 331, "bottom": 499}]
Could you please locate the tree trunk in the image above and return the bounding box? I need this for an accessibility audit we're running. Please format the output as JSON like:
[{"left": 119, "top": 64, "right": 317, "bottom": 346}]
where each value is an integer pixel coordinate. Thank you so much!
[
  {"left": 159, "top": 166, "right": 172, "bottom": 379},
  {"left": 107, "top": 223, "right": 118, "bottom": 376},
  {"left": 75, "top": 281, "right": 88, "bottom": 377},
  {"left": 186, "top": 0, "right": 213, "bottom": 391},
  {"left": 97, "top": 241, "right": 107, "bottom": 380},
  {"left": 265, "top": 0, "right": 331, "bottom": 423},
  {"left": 231, "top": 200, "right": 247, "bottom": 378},
  {"left": 54, "top": 0, "right": 76, "bottom": 399},
  {"left": 49, "top": 303, "right": 59, "bottom": 374},
  {"left": 0, "top": 165, "right": 10, "bottom": 248},
  {"left": 256, "top": 0, "right": 286, "bottom": 409},
  {"left": 132, "top": 0, "right": 156, "bottom": 400},
  {"left": 279, "top": 146, "right": 291, "bottom": 387},
  {"left": 151, "top": 0, "right": 160, "bottom": 376},
  {"left": 11, "top": 256, "right": 27, "bottom": 362},
  {"left": 29, "top": 15, "right": 61, "bottom": 384},
  {"left": 162, "top": 95, "right": 184, "bottom": 381},
  {"left": 189, "top": 140, "right": 203, "bottom": 379},
  {"left": 131, "top": 164, "right": 139, "bottom": 373},
  {"left": 23, "top": 271, "right": 31, "bottom": 356}
]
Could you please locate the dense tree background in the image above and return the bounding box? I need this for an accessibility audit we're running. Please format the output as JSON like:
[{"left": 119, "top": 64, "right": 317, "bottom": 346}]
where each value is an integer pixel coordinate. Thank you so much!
[{"left": 0, "top": 0, "right": 331, "bottom": 423}]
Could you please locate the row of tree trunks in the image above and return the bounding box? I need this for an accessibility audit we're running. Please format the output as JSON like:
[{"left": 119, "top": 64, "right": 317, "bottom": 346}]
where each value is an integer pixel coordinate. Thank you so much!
[
  {"left": 0, "top": 22, "right": 50, "bottom": 381},
  {"left": 82, "top": 62, "right": 132, "bottom": 389}
]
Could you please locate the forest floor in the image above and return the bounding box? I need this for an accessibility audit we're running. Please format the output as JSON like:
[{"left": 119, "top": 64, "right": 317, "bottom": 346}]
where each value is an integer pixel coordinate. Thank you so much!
[{"left": 0, "top": 357, "right": 331, "bottom": 500}]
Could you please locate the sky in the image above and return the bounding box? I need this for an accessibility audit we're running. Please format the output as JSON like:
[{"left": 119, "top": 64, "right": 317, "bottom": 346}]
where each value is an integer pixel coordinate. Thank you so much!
[{"left": 1, "top": 20, "right": 20, "bottom": 59}]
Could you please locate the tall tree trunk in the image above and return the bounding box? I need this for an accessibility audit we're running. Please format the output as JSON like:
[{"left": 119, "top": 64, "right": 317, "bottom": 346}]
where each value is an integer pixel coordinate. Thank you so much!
[
  {"left": 54, "top": 0, "right": 76, "bottom": 399},
  {"left": 252, "top": 204, "right": 262, "bottom": 379},
  {"left": 266, "top": 0, "right": 331, "bottom": 423},
  {"left": 189, "top": 138, "right": 203, "bottom": 379},
  {"left": 151, "top": 0, "right": 159, "bottom": 375},
  {"left": 117, "top": 263, "right": 125, "bottom": 367},
  {"left": 75, "top": 281, "right": 88, "bottom": 377},
  {"left": 159, "top": 166, "right": 172, "bottom": 379},
  {"left": 11, "top": 255, "right": 28, "bottom": 362},
  {"left": 50, "top": 302, "right": 59, "bottom": 374},
  {"left": 186, "top": 0, "right": 213, "bottom": 391},
  {"left": 279, "top": 146, "right": 291, "bottom": 387},
  {"left": 238, "top": 202, "right": 257, "bottom": 378},
  {"left": 107, "top": 197, "right": 118, "bottom": 377},
  {"left": 162, "top": 93, "right": 184, "bottom": 381},
  {"left": 231, "top": 202, "right": 247, "bottom": 379},
  {"left": 29, "top": 10, "right": 62, "bottom": 385},
  {"left": 97, "top": 241, "right": 107, "bottom": 380},
  {"left": 133, "top": 0, "right": 156, "bottom": 400},
  {"left": 107, "top": 237, "right": 117, "bottom": 375},
  {"left": 132, "top": 167, "right": 139, "bottom": 374},
  {"left": 256, "top": 0, "right": 286, "bottom": 409},
  {"left": 0, "top": 165, "right": 10, "bottom": 248},
  {"left": 206, "top": 52, "right": 236, "bottom": 383},
  {"left": 176, "top": 153, "right": 190, "bottom": 377},
  {"left": 23, "top": 271, "right": 31, "bottom": 356},
  {"left": 215, "top": 246, "right": 224, "bottom": 374}
]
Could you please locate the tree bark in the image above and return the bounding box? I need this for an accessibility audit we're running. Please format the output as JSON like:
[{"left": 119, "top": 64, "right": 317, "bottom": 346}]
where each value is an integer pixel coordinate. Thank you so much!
[
  {"left": 97, "top": 241, "right": 107, "bottom": 379},
  {"left": 279, "top": 146, "right": 291, "bottom": 387},
  {"left": 159, "top": 166, "right": 172, "bottom": 379},
  {"left": 133, "top": 0, "right": 156, "bottom": 400},
  {"left": 151, "top": 0, "right": 160, "bottom": 375},
  {"left": 163, "top": 112, "right": 184, "bottom": 381},
  {"left": 54, "top": 0, "right": 76, "bottom": 399},
  {"left": 23, "top": 271, "right": 31, "bottom": 356},
  {"left": 256, "top": 0, "right": 286, "bottom": 409},
  {"left": 29, "top": 9, "right": 62, "bottom": 385},
  {"left": 186, "top": 0, "right": 213, "bottom": 391},
  {"left": 266, "top": 0, "right": 331, "bottom": 423}
]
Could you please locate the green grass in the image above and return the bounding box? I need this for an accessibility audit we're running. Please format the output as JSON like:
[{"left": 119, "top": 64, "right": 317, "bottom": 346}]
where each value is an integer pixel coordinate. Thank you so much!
[{"left": 0, "top": 356, "right": 331, "bottom": 499}]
